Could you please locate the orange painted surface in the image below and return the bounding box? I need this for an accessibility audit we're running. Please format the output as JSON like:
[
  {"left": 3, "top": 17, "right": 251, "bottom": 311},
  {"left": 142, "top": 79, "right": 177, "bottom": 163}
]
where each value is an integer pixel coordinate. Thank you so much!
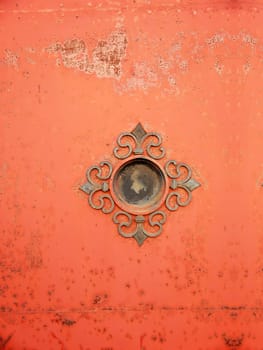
[{"left": 1, "top": 1, "right": 263, "bottom": 349}]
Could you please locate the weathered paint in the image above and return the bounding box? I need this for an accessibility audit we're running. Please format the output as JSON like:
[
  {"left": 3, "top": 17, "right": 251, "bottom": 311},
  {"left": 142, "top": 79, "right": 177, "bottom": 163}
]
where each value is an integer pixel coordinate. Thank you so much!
[
  {"left": 45, "top": 31, "right": 127, "bottom": 79},
  {"left": 1, "top": 0, "right": 263, "bottom": 349}
]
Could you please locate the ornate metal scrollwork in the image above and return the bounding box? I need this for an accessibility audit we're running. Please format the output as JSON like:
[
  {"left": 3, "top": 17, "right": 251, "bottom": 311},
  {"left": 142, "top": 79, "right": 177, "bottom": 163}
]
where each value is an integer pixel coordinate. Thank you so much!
[
  {"left": 164, "top": 160, "right": 200, "bottom": 211},
  {"left": 80, "top": 161, "right": 115, "bottom": 214},
  {"left": 113, "top": 211, "right": 167, "bottom": 246},
  {"left": 80, "top": 123, "right": 200, "bottom": 246},
  {"left": 113, "top": 123, "right": 165, "bottom": 160}
]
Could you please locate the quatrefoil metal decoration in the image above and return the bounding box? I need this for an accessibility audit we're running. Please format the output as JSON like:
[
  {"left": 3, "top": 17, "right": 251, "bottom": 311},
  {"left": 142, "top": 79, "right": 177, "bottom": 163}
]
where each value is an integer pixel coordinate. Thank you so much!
[{"left": 80, "top": 123, "right": 200, "bottom": 246}]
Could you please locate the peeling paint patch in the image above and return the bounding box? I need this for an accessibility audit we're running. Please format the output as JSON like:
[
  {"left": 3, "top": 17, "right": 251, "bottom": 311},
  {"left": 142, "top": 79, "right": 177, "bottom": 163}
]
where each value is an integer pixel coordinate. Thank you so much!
[
  {"left": 243, "top": 61, "right": 251, "bottom": 74},
  {"left": 117, "top": 62, "right": 158, "bottom": 92},
  {"left": 242, "top": 33, "right": 257, "bottom": 47},
  {"left": 206, "top": 33, "right": 225, "bottom": 47},
  {"left": 45, "top": 31, "right": 127, "bottom": 79},
  {"left": 168, "top": 75, "right": 176, "bottom": 86},
  {"left": 2, "top": 50, "right": 19, "bottom": 69},
  {"left": 92, "top": 32, "right": 127, "bottom": 78},
  {"left": 214, "top": 61, "right": 224, "bottom": 75},
  {"left": 42, "top": 30, "right": 261, "bottom": 93},
  {"left": 158, "top": 57, "right": 170, "bottom": 73},
  {"left": 46, "top": 39, "right": 89, "bottom": 72}
]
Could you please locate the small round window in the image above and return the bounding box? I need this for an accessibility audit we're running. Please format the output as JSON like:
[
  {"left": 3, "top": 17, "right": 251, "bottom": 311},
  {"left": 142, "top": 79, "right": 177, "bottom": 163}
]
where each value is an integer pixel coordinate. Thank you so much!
[{"left": 112, "top": 157, "right": 167, "bottom": 215}]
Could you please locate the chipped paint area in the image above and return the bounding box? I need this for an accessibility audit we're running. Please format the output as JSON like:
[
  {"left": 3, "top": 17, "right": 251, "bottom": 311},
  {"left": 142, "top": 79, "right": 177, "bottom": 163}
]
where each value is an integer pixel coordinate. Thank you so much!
[
  {"left": 1, "top": 49, "right": 19, "bottom": 69},
  {"left": 45, "top": 31, "right": 127, "bottom": 79},
  {"left": 117, "top": 62, "right": 159, "bottom": 92},
  {"left": 0, "top": 29, "right": 260, "bottom": 93},
  {"left": 93, "top": 32, "right": 127, "bottom": 78},
  {"left": 115, "top": 30, "right": 261, "bottom": 93}
]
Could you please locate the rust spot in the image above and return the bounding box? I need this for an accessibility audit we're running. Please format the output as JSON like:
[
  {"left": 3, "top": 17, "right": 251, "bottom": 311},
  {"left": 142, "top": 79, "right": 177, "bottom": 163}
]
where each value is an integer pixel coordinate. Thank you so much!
[
  {"left": 53, "top": 313, "right": 76, "bottom": 327},
  {"left": 93, "top": 295, "right": 102, "bottom": 304},
  {"left": 0, "top": 333, "right": 14, "bottom": 349},
  {"left": 150, "top": 331, "right": 167, "bottom": 344},
  {"left": 138, "top": 289, "right": 145, "bottom": 296},
  {"left": 93, "top": 294, "right": 108, "bottom": 305},
  {"left": 223, "top": 334, "right": 244, "bottom": 347},
  {"left": 50, "top": 332, "right": 66, "bottom": 349},
  {"left": 107, "top": 266, "right": 115, "bottom": 278},
  {"left": 61, "top": 319, "right": 76, "bottom": 326}
]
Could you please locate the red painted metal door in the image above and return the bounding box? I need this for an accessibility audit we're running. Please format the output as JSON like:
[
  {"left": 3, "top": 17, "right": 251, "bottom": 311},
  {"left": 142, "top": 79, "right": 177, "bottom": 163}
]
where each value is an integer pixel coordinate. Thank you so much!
[{"left": 1, "top": 1, "right": 263, "bottom": 349}]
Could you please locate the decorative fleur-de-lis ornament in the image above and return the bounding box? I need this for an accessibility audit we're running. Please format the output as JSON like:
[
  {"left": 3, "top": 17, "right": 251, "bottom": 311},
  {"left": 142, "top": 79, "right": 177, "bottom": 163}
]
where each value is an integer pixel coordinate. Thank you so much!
[{"left": 80, "top": 123, "right": 200, "bottom": 246}]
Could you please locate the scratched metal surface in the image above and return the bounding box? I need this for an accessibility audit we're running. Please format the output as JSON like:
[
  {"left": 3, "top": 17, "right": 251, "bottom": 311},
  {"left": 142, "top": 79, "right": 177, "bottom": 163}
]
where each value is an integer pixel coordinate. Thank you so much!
[{"left": 1, "top": 0, "right": 263, "bottom": 349}]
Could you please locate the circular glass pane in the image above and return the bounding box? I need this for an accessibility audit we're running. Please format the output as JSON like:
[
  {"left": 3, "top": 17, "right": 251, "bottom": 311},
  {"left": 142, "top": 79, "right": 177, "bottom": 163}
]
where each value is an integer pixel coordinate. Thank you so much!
[{"left": 113, "top": 158, "right": 166, "bottom": 214}]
